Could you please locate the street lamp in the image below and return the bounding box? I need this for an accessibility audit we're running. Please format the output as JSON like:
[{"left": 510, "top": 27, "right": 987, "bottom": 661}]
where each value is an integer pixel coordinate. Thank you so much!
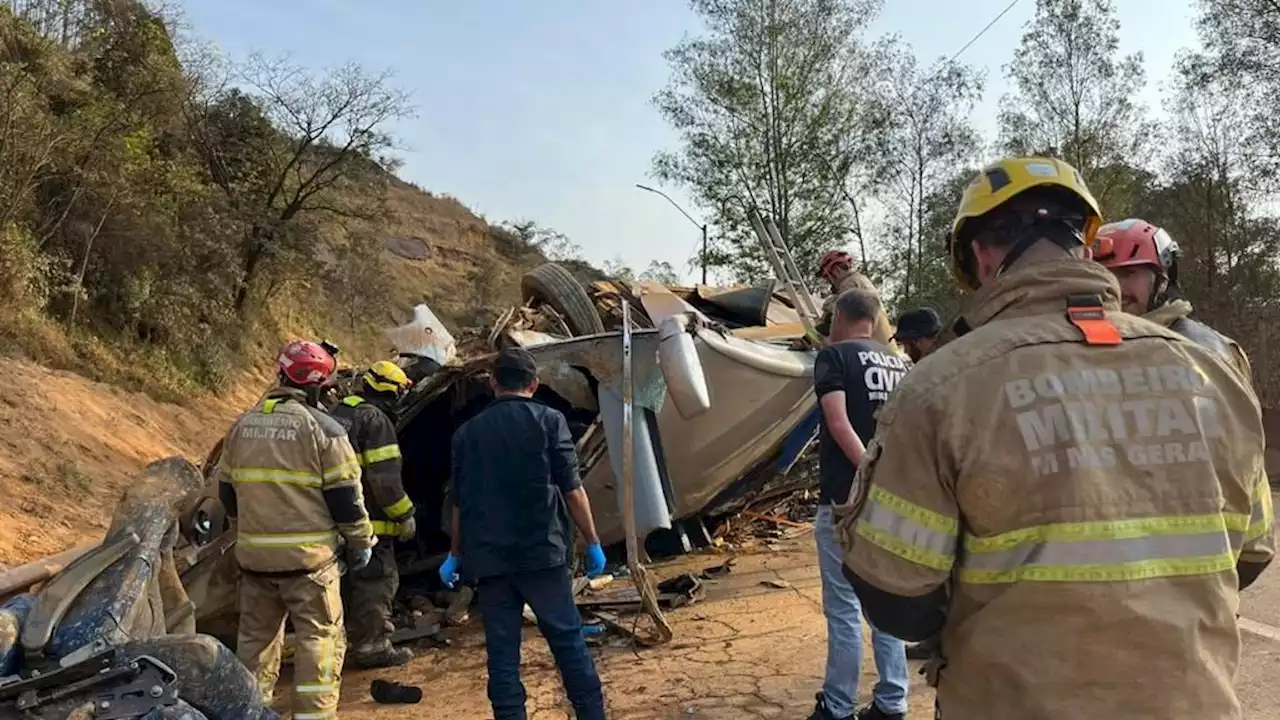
[{"left": 635, "top": 183, "right": 709, "bottom": 285}]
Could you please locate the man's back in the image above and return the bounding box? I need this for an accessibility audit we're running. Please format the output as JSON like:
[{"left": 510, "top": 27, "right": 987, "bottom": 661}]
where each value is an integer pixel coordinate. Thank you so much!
[
  {"left": 815, "top": 338, "right": 909, "bottom": 505},
  {"left": 842, "top": 261, "right": 1269, "bottom": 719},
  {"left": 451, "top": 396, "right": 581, "bottom": 579},
  {"left": 219, "top": 391, "right": 365, "bottom": 574}
]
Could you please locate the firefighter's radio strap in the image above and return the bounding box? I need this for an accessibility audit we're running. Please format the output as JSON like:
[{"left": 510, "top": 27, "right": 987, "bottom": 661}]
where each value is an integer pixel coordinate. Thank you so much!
[{"left": 1065, "top": 294, "right": 1121, "bottom": 346}]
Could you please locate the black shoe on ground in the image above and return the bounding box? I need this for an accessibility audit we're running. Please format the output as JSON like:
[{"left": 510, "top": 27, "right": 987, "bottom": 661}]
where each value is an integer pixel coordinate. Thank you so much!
[
  {"left": 808, "top": 692, "right": 853, "bottom": 720},
  {"left": 855, "top": 702, "right": 906, "bottom": 720},
  {"left": 370, "top": 679, "right": 422, "bottom": 704}
]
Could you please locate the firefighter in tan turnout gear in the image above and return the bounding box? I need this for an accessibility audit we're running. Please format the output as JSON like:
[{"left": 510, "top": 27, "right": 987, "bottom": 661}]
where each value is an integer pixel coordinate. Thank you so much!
[
  {"left": 216, "top": 340, "right": 375, "bottom": 719},
  {"left": 836, "top": 156, "right": 1275, "bottom": 719},
  {"left": 1093, "top": 218, "right": 1255, "bottom": 384},
  {"left": 330, "top": 360, "right": 417, "bottom": 669},
  {"left": 816, "top": 249, "right": 894, "bottom": 346}
]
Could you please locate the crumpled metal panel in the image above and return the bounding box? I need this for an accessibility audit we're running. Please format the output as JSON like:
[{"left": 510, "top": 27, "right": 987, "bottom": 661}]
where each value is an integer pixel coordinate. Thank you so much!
[{"left": 47, "top": 458, "right": 205, "bottom": 661}]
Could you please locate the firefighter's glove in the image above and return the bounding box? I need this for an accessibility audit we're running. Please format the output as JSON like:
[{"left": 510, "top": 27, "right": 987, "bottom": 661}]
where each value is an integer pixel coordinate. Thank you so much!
[
  {"left": 347, "top": 546, "right": 373, "bottom": 573},
  {"left": 585, "top": 542, "right": 606, "bottom": 578},
  {"left": 439, "top": 552, "right": 460, "bottom": 588},
  {"left": 397, "top": 515, "right": 417, "bottom": 542}
]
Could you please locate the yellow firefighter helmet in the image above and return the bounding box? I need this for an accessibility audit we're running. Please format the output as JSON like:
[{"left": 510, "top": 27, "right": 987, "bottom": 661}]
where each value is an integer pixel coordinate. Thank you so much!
[
  {"left": 947, "top": 156, "right": 1103, "bottom": 291},
  {"left": 363, "top": 360, "right": 413, "bottom": 394}
]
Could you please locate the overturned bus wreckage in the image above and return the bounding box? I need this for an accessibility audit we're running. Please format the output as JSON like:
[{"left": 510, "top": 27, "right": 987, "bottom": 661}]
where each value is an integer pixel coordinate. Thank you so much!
[
  {"left": 384, "top": 262, "right": 824, "bottom": 561},
  {"left": 0, "top": 458, "right": 274, "bottom": 720}
]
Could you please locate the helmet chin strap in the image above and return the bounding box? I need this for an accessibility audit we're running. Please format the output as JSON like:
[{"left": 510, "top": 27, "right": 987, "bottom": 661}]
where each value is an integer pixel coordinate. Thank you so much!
[{"left": 1147, "top": 274, "right": 1172, "bottom": 312}]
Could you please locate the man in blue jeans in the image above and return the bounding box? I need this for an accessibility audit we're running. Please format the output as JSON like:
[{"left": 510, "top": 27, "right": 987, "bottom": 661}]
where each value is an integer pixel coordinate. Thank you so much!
[
  {"left": 440, "top": 346, "right": 608, "bottom": 720},
  {"left": 810, "top": 289, "right": 910, "bottom": 720}
]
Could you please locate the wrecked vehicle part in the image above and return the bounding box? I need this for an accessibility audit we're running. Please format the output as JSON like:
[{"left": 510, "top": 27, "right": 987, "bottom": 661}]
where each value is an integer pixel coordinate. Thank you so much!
[
  {"left": 0, "top": 459, "right": 272, "bottom": 720},
  {"left": 0, "top": 594, "right": 35, "bottom": 677},
  {"left": 38, "top": 458, "right": 206, "bottom": 663},
  {"left": 5, "top": 653, "right": 177, "bottom": 717},
  {"left": 0, "top": 635, "right": 271, "bottom": 720},
  {"left": 522, "top": 263, "right": 607, "bottom": 336},
  {"left": 0, "top": 545, "right": 98, "bottom": 607},
  {"left": 395, "top": 310, "right": 816, "bottom": 551},
  {"left": 385, "top": 303, "right": 458, "bottom": 368},
  {"left": 19, "top": 532, "right": 140, "bottom": 662},
  {"left": 599, "top": 388, "right": 672, "bottom": 540},
  {"left": 656, "top": 314, "right": 711, "bottom": 420}
]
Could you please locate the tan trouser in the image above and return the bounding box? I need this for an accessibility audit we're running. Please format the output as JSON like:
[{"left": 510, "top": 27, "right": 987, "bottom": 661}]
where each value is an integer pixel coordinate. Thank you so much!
[{"left": 237, "top": 563, "right": 346, "bottom": 719}]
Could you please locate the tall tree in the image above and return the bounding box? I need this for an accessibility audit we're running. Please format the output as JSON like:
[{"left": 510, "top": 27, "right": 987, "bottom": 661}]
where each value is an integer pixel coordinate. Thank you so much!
[
  {"left": 186, "top": 53, "right": 413, "bottom": 317},
  {"left": 1140, "top": 53, "right": 1280, "bottom": 404},
  {"left": 998, "top": 0, "right": 1154, "bottom": 218},
  {"left": 1195, "top": 0, "right": 1280, "bottom": 187},
  {"left": 865, "top": 37, "right": 983, "bottom": 305},
  {"left": 653, "top": 0, "right": 882, "bottom": 281}
]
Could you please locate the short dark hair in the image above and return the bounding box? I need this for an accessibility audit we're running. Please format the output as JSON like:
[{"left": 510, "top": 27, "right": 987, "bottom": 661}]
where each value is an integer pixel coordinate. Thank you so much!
[
  {"left": 834, "top": 289, "right": 882, "bottom": 324},
  {"left": 971, "top": 187, "right": 1090, "bottom": 250},
  {"left": 493, "top": 347, "right": 537, "bottom": 392}
]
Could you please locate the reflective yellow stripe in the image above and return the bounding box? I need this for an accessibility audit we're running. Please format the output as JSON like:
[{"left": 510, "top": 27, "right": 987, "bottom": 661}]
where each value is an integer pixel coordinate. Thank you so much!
[
  {"left": 238, "top": 530, "right": 339, "bottom": 548},
  {"left": 964, "top": 513, "right": 1242, "bottom": 553},
  {"left": 361, "top": 443, "right": 402, "bottom": 466},
  {"left": 855, "top": 523, "right": 955, "bottom": 572},
  {"left": 296, "top": 684, "right": 338, "bottom": 694},
  {"left": 262, "top": 398, "right": 280, "bottom": 414},
  {"left": 322, "top": 458, "right": 360, "bottom": 482},
  {"left": 851, "top": 484, "right": 959, "bottom": 572},
  {"left": 865, "top": 485, "right": 958, "bottom": 535},
  {"left": 382, "top": 494, "right": 414, "bottom": 520},
  {"left": 370, "top": 520, "right": 401, "bottom": 536},
  {"left": 231, "top": 468, "right": 322, "bottom": 487},
  {"left": 959, "top": 513, "right": 1243, "bottom": 584},
  {"left": 343, "top": 395, "right": 364, "bottom": 407},
  {"left": 1246, "top": 474, "right": 1274, "bottom": 545}
]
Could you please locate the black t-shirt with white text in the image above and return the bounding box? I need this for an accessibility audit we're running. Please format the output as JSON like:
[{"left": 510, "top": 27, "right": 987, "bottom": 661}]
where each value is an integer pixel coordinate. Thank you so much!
[{"left": 813, "top": 338, "right": 910, "bottom": 505}]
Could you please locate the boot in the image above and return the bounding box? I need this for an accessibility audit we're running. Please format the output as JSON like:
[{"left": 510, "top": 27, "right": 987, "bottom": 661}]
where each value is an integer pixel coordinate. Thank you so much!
[
  {"left": 348, "top": 641, "right": 414, "bottom": 669},
  {"left": 807, "top": 692, "right": 852, "bottom": 720}
]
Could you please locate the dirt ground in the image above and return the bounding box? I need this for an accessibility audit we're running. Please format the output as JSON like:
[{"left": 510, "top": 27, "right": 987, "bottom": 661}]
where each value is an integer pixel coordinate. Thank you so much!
[
  {"left": 0, "top": 358, "right": 262, "bottom": 566},
  {"left": 333, "top": 544, "right": 937, "bottom": 720},
  {"left": 328, "top": 515, "right": 1280, "bottom": 720}
]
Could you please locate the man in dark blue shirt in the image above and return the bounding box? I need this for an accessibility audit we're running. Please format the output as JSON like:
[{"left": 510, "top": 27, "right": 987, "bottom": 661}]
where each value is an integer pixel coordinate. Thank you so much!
[{"left": 441, "top": 347, "right": 607, "bottom": 720}]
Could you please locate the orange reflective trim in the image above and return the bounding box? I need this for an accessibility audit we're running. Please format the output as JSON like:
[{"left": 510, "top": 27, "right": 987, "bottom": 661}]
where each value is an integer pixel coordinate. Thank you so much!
[{"left": 1066, "top": 304, "right": 1121, "bottom": 346}]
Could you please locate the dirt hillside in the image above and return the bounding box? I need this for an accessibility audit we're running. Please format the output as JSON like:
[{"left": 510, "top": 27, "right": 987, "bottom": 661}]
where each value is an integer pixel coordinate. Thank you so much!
[
  {"left": 0, "top": 358, "right": 267, "bottom": 567},
  {"left": 0, "top": 175, "right": 556, "bottom": 567}
]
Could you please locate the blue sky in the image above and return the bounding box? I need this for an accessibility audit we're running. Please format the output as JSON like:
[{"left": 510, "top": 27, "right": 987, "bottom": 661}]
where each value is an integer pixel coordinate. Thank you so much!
[{"left": 181, "top": 0, "right": 1199, "bottom": 283}]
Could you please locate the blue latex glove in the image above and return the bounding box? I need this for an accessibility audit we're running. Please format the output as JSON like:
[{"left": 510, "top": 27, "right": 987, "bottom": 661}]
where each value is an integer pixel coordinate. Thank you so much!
[
  {"left": 585, "top": 542, "right": 606, "bottom": 578},
  {"left": 346, "top": 546, "right": 372, "bottom": 573},
  {"left": 439, "top": 553, "right": 460, "bottom": 588}
]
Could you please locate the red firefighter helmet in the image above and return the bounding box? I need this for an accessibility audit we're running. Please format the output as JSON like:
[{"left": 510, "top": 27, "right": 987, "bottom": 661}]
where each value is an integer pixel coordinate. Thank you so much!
[
  {"left": 276, "top": 340, "right": 337, "bottom": 387},
  {"left": 1093, "top": 219, "right": 1179, "bottom": 280},
  {"left": 817, "top": 249, "right": 854, "bottom": 278}
]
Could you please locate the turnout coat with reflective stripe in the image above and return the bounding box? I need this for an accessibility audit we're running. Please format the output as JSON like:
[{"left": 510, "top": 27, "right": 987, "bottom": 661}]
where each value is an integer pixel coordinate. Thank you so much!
[
  {"left": 329, "top": 395, "right": 414, "bottom": 536},
  {"left": 838, "top": 259, "right": 1274, "bottom": 720},
  {"left": 819, "top": 271, "right": 895, "bottom": 346},
  {"left": 216, "top": 388, "right": 375, "bottom": 574},
  {"left": 1146, "top": 298, "right": 1255, "bottom": 390}
]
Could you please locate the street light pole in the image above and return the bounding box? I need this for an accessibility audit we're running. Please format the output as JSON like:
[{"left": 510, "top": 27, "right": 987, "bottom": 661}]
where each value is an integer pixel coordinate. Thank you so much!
[
  {"left": 700, "top": 223, "right": 707, "bottom": 285},
  {"left": 635, "top": 183, "right": 708, "bottom": 285}
]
